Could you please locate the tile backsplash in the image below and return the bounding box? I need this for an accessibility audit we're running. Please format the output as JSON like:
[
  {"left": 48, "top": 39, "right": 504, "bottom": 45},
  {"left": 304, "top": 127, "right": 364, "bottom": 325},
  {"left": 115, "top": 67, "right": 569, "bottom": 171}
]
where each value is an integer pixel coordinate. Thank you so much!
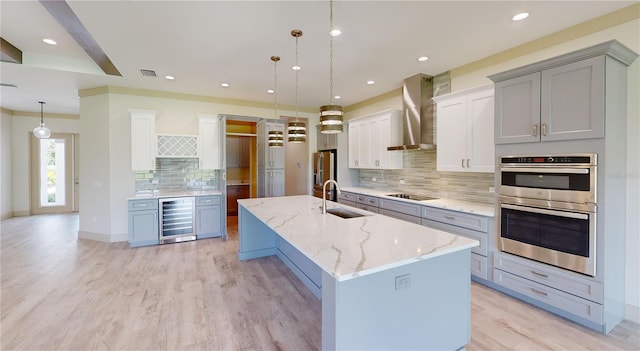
[
  {"left": 358, "top": 150, "right": 495, "bottom": 205},
  {"left": 135, "top": 158, "right": 220, "bottom": 193}
]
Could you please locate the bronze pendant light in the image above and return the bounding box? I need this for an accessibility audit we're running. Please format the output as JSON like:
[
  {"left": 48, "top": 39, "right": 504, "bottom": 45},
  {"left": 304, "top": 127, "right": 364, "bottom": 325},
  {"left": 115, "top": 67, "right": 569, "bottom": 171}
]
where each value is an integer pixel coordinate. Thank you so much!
[
  {"left": 288, "top": 29, "right": 306, "bottom": 143},
  {"left": 268, "top": 56, "right": 284, "bottom": 148},
  {"left": 320, "top": 0, "right": 343, "bottom": 134}
]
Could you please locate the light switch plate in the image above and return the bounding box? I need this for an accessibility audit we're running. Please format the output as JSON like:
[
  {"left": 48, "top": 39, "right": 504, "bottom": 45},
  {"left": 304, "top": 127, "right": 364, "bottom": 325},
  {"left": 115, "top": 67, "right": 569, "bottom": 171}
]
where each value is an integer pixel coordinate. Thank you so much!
[{"left": 395, "top": 274, "right": 411, "bottom": 290}]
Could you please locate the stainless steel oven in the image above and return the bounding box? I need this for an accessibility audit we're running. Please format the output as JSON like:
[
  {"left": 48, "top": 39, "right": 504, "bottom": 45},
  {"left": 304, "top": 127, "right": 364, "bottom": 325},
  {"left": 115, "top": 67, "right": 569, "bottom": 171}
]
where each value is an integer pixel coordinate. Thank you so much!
[{"left": 498, "top": 154, "right": 597, "bottom": 276}]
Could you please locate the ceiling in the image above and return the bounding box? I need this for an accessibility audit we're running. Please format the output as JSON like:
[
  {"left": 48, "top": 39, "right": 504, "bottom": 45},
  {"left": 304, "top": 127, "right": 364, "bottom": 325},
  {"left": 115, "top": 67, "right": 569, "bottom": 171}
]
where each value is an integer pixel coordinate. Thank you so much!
[{"left": 0, "top": 1, "right": 635, "bottom": 116}]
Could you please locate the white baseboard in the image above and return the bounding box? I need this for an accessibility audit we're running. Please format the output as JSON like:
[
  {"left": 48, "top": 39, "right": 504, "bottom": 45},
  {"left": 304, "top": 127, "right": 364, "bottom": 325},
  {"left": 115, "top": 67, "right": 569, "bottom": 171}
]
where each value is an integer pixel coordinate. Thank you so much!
[
  {"left": 1, "top": 212, "right": 13, "bottom": 220},
  {"left": 78, "top": 231, "right": 128, "bottom": 243},
  {"left": 626, "top": 304, "right": 640, "bottom": 324}
]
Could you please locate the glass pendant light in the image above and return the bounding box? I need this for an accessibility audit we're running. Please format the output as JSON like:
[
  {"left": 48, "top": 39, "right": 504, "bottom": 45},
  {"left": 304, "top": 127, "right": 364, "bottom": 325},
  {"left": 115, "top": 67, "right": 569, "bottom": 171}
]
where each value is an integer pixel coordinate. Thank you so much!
[
  {"left": 320, "top": 0, "right": 343, "bottom": 134},
  {"left": 33, "top": 101, "right": 51, "bottom": 139},
  {"left": 288, "top": 29, "right": 306, "bottom": 143},
  {"left": 268, "top": 56, "right": 284, "bottom": 148}
]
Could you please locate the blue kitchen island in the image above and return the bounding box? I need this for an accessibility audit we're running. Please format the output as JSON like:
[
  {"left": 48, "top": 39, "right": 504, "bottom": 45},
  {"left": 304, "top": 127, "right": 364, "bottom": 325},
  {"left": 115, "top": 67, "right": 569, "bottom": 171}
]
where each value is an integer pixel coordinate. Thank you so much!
[{"left": 238, "top": 195, "right": 478, "bottom": 351}]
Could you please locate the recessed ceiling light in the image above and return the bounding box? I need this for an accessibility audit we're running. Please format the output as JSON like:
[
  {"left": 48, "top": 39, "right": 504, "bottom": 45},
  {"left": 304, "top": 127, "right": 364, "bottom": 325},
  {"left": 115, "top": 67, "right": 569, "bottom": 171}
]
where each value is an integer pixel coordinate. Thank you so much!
[
  {"left": 42, "top": 38, "right": 57, "bottom": 45},
  {"left": 291, "top": 65, "right": 301, "bottom": 71},
  {"left": 329, "top": 28, "right": 342, "bottom": 37},
  {"left": 417, "top": 56, "right": 429, "bottom": 62},
  {"left": 366, "top": 80, "right": 375, "bottom": 85},
  {"left": 512, "top": 12, "right": 529, "bottom": 21},
  {"left": 334, "top": 95, "right": 341, "bottom": 99},
  {"left": 221, "top": 83, "right": 230, "bottom": 87},
  {"left": 267, "top": 89, "right": 275, "bottom": 94},
  {"left": 165, "top": 75, "right": 175, "bottom": 80}
]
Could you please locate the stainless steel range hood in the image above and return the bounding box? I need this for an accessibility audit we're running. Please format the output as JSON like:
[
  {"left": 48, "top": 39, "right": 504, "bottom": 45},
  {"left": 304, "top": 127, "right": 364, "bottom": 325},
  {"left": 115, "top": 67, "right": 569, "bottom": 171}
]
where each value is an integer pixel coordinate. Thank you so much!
[{"left": 387, "top": 74, "right": 435, "bottom": 151}]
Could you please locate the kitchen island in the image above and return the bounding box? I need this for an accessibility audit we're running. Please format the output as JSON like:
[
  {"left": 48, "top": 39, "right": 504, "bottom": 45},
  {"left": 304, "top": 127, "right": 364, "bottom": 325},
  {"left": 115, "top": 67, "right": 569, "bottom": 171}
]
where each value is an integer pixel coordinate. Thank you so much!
[{"left": 238, "top": 195, "right": 478, "bottom": 350}]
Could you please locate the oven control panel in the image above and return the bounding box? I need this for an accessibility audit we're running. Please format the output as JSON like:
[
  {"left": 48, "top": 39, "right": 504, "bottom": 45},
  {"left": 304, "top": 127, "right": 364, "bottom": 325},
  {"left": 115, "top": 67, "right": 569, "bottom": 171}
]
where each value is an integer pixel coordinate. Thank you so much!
[{"left": 501, "top": 154, "right": 596, "bottom": 165}]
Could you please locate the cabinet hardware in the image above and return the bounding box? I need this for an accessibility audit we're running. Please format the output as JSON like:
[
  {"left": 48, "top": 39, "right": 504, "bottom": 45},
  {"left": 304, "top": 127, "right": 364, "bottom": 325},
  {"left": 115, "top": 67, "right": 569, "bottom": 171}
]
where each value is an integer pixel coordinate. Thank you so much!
[
  {"left": 530, "top": 288, "right": 548, "bottom": 297},
  {"left": 542, "top": 123, "right": 547, "bottom": 136},
  {"left": 531, "top": 270, "right": 548, "bottom": 278},
  {"left": 461, "top": 159, "right": 465, "bottom": 167},
  {"left": 532, "top": 124, "right": 538, "bottom": 137},
  {"left": 139, "top": 204, "right": 147, "bottom": 207},
  {"left": 466, "top": 159, "right": 470, "bottom": 168},
  {"left": 444, "top": 215, "right": 455, "bottom": 220}
]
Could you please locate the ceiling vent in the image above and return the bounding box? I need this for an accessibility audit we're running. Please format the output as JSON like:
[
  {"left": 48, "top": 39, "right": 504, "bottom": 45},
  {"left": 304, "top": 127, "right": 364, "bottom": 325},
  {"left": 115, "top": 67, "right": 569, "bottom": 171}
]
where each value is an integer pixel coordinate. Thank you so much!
[{"left": 140, "top": 69, "right": 157, "bottom": 77}]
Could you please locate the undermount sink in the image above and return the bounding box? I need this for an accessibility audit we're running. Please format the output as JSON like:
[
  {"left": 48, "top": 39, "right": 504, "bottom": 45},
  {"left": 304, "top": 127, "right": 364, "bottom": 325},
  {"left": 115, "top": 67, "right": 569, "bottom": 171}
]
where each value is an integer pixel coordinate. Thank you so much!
[{"left": 326, "top": 207, "right": 370, "bottom": 219}]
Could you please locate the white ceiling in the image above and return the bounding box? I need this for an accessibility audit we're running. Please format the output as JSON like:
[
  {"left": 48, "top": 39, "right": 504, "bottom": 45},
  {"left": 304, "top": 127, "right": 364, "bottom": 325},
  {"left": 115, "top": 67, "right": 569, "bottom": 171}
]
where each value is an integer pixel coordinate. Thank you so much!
[{"left": 0, "top": 1, "right": 635, "bottom": 115}]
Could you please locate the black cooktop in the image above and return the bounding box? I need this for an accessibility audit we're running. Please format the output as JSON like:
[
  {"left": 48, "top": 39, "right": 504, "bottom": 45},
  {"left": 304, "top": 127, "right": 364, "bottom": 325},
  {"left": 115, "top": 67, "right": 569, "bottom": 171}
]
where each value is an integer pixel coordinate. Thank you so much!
[{"left": 387, "top": 193, "right": 438, "bottom": 201}]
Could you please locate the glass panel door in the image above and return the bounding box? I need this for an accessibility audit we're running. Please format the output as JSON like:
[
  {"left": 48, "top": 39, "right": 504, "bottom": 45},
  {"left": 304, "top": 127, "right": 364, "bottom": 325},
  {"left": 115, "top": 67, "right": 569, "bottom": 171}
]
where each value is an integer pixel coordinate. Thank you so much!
[{"left": 31, "top": 133, "right": 73, "bottom": 214}]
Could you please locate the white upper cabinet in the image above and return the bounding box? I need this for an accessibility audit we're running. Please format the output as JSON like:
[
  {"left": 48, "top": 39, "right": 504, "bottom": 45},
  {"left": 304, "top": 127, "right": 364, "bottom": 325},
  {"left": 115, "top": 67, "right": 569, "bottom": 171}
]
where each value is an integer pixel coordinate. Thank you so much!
[
  {"left": 435, "top": 86, "right": 495, "bottom": 173},
  {"left": 129, "top": 109, "right": 157, "bottom": 171},
  {"left": 348, "top": 110, "right": 402, "bottom": 170},
  {"left": 197, "top": 114, "right": 224, "bottom": 170}
]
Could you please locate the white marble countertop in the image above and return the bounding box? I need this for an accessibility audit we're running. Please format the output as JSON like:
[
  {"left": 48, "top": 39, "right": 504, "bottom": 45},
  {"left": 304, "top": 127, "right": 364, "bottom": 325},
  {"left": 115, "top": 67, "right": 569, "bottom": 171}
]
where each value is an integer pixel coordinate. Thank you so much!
[
  {"left": 128, "top": 189, "right": 222, "bottom": 200},
  {"left": 238, "top": 195, "right": 478, "bottom": 281},
  {"left": 341, "top": 186, "right": 495, "bottom": 217}
]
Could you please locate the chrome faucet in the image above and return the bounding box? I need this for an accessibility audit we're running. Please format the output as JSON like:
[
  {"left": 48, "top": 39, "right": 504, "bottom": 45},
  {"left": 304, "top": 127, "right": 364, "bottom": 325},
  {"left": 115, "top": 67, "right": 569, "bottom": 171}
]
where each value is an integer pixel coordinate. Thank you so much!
[{"left": 321, "top": 179, "right": 341, "bottom": 214}]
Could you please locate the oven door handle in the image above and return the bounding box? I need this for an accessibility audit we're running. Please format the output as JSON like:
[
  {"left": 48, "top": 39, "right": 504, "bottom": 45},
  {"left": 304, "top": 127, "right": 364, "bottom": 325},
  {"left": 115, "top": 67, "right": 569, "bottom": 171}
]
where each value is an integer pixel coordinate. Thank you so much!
[
  {"left": 501, "top": 203, "right": 589, "bottom": 220},
  {"left": 500, "top": 167, "right": 589, "bottom": 174}
]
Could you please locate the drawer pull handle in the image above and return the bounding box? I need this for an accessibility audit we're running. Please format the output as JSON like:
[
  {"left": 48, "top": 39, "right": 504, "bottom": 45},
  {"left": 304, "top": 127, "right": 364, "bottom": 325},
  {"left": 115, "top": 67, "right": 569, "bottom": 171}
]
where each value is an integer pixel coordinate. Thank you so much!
[
  {"left": 531, "top": 270, "right": 548, "bottom": 278},
  {"left": 444, "top": 215, "right": 455, "bottom": 220},
  {"left": 369, "top": 200, "right": 376, "bottom": 204},
  {"left": 530, "top": 288, "right": 548, "bottom": 297},
  {"left": 139, "top": 204, "right": 148, "bottom": 207}
]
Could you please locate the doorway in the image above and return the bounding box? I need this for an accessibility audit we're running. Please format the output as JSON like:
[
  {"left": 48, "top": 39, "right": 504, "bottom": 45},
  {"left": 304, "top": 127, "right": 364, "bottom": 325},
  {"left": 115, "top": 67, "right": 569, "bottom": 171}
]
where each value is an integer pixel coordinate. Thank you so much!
[{"left": 30, "top": 133, "right": 78, "bottom": 214}]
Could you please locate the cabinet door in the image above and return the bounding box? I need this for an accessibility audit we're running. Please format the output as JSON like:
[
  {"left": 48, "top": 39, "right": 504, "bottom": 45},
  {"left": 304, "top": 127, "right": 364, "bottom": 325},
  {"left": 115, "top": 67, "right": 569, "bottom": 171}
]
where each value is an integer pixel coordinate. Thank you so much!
[
  {"left": 436, "top": 96, "right": 467, "bottom": 171},
  {"left": 358, "top": 120, "right": 373, "bottom": 168},
  {"left": 376, "top": 112, "right": 403, "bottom": 169},
  {"left": 227, "top": 186, "right": 238, "bottom": 215},
  {"left": 268, "top": 169, "right": 285, "bottom": 197},
  {"left": 494, "top": 72, "right": 541, "bottom": 144},
  {"left": 226, "top": 136, "right": 240, "bottom": 168},
  {"left": 348, "top": 122, "right": 360, "bottom": 168},
  {"left": 198, "top": 115, "right": 223, "bottom": 170},
  {"left": 240, "top": 137, "right": 251, "bottom": 168},
  {"left": 266, "top": 123, "right": 285, "bottom": 169},
  {"left": 541, "top": 56, "right": 605, "bottom": 141},
  {"left": 130, "top": 111, "right": 156, "bottom": 171},
  {"left": 128, "top": 209, "right": 159, "bottom": 246},
  {"left": 195, "top": 205, "right": 222, "bottom": 238},
  {"left": 467, "top": 90, "right": 495, "bottom": 172}
]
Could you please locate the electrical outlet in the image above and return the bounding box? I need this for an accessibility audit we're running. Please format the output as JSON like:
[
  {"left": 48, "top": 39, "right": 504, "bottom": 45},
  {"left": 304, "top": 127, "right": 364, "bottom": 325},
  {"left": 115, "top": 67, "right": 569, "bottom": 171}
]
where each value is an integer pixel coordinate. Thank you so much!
[
  {"left": 151, "top": 179, "right": 159, "bottom": 184},
  {"left": 395, "top": 274, "right": 411, "bottom": 290},
  {"left": 399, "top": 179, "right": 405, "bottom": 184},
  {"left": 488, "top": 186, "right": 495, "bottom": 193},
  {"left": 372, "top": 177, "right": 377, "bottom": 182}
]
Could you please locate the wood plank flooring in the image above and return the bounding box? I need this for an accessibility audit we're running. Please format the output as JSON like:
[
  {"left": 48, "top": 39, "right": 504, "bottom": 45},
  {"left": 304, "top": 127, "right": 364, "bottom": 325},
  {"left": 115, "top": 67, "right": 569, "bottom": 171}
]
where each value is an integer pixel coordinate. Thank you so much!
[{"left": 1, "top": 213, "right": 638, "bottom": 350}]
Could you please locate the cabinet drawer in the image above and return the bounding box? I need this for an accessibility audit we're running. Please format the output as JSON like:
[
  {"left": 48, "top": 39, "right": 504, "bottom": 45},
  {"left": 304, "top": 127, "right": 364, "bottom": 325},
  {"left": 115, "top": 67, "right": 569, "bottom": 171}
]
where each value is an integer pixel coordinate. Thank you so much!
[
  {"left": 493, "top": 269, "right": 603, "bottom": 325},
  {"left": 356, "top": 194, "right": 379, "bottom": 207},
  {"left": 337, "top": 199, "right": 356, "bottom": 208},
  {"left": 421, "top": 218, "right": 487, "bottom": 256},
  {"left": 422, "top": 206, "right": 488, "bottom": 233},
  {"left": 197, "top": 195, "right": 221, "bottom": 206},
  {"left": 356, "top": 204, "right": 380, "bottom": 214},
  {"left": 471, "top": 253, "right": 488, "bottom": 280},
  {"left": 129, "top": 199, "right": 158, "bottom": 211},
  {"left": 493, "top": 252, "right": 603, "bottom": 303},
  {"left": 379, "top": 198, "right": 422, "bottom": 217},
  {"left": 338, "top": 191, "right": 356, "bottom": 202},
  {"left": 380, "top": 209, "right": 421, "bottom": 224}
]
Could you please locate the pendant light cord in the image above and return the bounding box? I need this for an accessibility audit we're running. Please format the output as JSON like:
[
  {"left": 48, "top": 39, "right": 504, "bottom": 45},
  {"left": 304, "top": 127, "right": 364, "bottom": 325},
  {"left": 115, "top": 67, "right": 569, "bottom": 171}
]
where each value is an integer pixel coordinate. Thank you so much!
[
  {"left": 271, "top": 56, "right": 279, "bottom": 122},
  {"left": 295, "top": 35, "right": 300, "bottom": 122},
  {"left": 329, "top": 0, "right": 335, "bottom": 105},
  {"left": 39, "top": 101, "right": 45, "bottom": 125}
]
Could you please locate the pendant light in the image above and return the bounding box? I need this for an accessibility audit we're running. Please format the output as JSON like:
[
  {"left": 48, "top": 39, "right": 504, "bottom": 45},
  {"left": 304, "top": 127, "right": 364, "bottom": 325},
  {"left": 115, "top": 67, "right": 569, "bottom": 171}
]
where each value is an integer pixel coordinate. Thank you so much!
[
  {"left": 33, "top": 101, "right": 51, "bottom": 139},
  {"left": 319, "top": 0, "right": 343, "bottom": 134},
  {"left": 268, "top": 56, "right": 284, "bottom": 148},
  {"left": 287, "top": 29, "right": 306, "bottom": 143}
]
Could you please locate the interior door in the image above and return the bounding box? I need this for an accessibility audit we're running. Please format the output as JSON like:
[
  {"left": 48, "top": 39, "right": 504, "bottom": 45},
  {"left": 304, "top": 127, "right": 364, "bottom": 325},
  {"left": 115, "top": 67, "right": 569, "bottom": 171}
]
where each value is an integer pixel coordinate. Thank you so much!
[{"left": 30, "top": 133, "right": 74, "bottom": 214}]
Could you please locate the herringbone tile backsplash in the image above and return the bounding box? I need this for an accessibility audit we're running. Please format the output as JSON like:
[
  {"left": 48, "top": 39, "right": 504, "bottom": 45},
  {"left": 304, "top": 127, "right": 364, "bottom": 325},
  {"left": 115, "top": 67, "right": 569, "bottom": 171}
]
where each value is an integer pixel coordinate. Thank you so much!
[{"left": 358, "top": 150, "right": 496, "bottom": 205}]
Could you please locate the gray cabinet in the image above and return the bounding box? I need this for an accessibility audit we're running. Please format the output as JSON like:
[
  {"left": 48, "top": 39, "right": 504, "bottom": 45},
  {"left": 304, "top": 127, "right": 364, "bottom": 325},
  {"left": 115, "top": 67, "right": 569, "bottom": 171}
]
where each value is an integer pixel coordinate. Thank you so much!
[
  {"left": 195, "top": 195, "right": 222, "bottom": 239},
  {"left": 492, "top": 47, "right": 609, "bottom": 144},
  {"left": 421, "top": 206, "right": 493, "bottom": 280},
  {"left": 355, "top": 194, "right": 379, "bottom": 214},
  {"left": 378, "top": 198, "right": 422, "bottom": 224},
  {"left": 337, "top": 191, "right": 356, "bottom": 207},
  {"left": 226, "top": 136, "right": 250, "bottom": 168},
  {"left": 258, "top": 169, "right": 284, "bottom": 198},
  {"left": 128, "top": 199, "right": 159, "bottom": 247}
]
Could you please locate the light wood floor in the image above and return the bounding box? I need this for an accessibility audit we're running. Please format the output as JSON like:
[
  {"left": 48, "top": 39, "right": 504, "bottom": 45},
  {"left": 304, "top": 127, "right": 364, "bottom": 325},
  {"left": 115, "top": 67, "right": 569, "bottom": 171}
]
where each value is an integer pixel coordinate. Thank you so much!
[{"left": 1, "top": 213, "right": 638, "bottom": 351}]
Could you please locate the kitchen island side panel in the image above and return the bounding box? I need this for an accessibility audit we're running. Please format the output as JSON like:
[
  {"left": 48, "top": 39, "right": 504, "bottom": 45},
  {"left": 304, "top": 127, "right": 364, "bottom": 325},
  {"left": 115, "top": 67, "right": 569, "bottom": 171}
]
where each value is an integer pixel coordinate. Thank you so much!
[
  {"left": 322, "top": 249, "right": 472, "bottom": 351},
  {"left": 237, "top": 205, "right": 276, "bottom": 260}
]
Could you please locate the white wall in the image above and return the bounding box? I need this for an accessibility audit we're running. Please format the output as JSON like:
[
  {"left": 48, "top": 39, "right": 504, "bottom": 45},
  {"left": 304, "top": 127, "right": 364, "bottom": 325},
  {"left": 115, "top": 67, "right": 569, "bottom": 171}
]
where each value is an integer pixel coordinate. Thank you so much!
[
  {"left": 1, "top": 111, "right": 13, "bottom": 219},
  {"left": 449, "top": 19, "right": 640, "bottom": 323},
  {"left": 8, "top": 115, "right": 80, "bottom": 217}
]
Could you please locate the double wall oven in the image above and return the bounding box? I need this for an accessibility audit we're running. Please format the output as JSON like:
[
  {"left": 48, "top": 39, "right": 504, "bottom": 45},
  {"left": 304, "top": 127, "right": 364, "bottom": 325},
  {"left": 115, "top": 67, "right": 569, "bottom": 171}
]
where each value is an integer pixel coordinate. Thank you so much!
[{"left": 498, "top": 154, "right": 597, "bottom": 276}]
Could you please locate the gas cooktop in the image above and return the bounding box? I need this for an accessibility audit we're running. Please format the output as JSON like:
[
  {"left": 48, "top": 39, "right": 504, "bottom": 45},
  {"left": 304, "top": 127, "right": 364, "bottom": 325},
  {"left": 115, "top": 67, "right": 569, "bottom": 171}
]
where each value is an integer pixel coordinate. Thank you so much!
[{"left": 387, "top": 193, "right": 438, "bottom": 201}]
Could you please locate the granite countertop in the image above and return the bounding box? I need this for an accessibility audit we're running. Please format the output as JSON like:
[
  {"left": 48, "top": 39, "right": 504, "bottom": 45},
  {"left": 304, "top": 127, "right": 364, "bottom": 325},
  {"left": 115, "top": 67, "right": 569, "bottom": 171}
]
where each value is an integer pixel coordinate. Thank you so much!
[
  {"left": 128, "top": 189, "right": 223, "bottom": 200},
  {"left": 238, "top": 195, "right": 478, "bottom": 281},
  {"left": 340, "top": 186, "right": 495, "bottom": 217},
  {"left": 226, "top": 180, "right": 250, "bottom": 186}
]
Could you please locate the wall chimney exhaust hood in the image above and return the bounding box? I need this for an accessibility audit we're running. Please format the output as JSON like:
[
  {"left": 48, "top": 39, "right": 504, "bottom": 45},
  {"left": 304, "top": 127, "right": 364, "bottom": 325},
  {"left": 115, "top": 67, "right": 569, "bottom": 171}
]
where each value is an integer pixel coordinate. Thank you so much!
[{"left": 387, "top": 74, "right": 435, "bottom": 151}]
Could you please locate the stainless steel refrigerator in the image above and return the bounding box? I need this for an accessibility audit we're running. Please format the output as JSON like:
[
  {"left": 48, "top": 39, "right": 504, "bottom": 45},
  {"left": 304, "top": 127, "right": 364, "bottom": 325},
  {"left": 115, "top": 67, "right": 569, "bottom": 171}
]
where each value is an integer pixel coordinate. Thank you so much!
[{"left": 313, "top": 150, "right": 336, "bottom": 201}]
